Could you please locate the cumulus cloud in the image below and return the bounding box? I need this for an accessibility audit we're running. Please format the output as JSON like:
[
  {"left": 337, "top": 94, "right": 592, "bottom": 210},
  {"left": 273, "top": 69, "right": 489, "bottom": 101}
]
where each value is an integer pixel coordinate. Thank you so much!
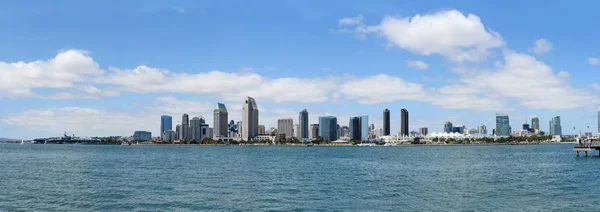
[
  {"left": 589, "top": 57, "right": 600, "bottom": 65},
  {"left": 354, "top": 10, "right": 505, "bottom": 62},
  {"left": 407, "top": 60, "right": 429, "bottom": 70},
  {"left": 339, "top": 74, "right": 426, "bottom": 104},
  {"left": 531, "top": 39, "right": 552, "bottom": 55},
  {"left": 0, "top": 49, "right": 103, "bottom": 97}
]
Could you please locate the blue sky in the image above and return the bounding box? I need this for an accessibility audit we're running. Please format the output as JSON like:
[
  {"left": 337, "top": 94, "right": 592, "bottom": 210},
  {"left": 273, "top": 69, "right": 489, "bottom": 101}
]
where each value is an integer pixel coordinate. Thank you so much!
[{"left": 2, "top": 0, "right": 600, "bottom": 139}]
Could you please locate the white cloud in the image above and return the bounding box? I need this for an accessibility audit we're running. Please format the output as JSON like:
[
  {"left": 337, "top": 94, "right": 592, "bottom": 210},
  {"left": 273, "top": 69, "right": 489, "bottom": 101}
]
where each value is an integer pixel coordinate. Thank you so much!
[
  {"left": 358, "top": 10, "right": 504, "bottom": 62},
  {"left": 407, "top": 60, "right": 429, "bottom": 70},
  {"left": 531, "top": 39, "right": 552, "bottom": 55},
  {"left": 339, "top": 74, "right": 426, "bottom": 104},
  {"left": 449, "top": 50, "right": 600, "bottom": 110},
  {"left": 593, "top": 83, "right": 600, "bottom": 91},
  {"left": 338, "top": 14, "right": 364, "bottom": 25},
  {"left": 0, "top": 49, "right": 103, "bottom": 98},
  {"left": 589, "top": 57, "right": 600, "bottom": 65}
]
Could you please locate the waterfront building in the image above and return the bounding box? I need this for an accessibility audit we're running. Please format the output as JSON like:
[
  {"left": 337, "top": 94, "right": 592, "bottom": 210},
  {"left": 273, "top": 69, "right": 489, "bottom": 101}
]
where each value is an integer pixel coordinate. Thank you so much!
[
  {"left": 299, "top": 109, "right": 309, "bottom": 139},
  {"left": 549, "top": 116, "right": 562, "bottom": 135},
  {"left": 400, "top": 108, "right": 409, "bottom": 136},
  {"left": 495, "top": 114, "right": 510, "bottom": 136},
  {"left": 162, "top": 130, "right": 176, "bottom": 142},
  {"left": 468, "top": 128, "right": 478, "bottom": 135},
  {"left": 229, "top": 120, "right": 237, "bottom": 137},
  {"left": 190, "top": 117, "right": 204, "bottom": 141},
  {"left": 419, "top": 126, "right": 428, "bottom": 136},
  {"left": 242, "top": 97, "right": 259, "bottom": 141},
  {"left": 133, "top": 131, "right": 152, "bottom": 141},
  {"left": 182, "top": 113, "right": 189, "bottom": 141},
  {"left": 452, "top": 126, "right": 464, "bottom": 134},
  {"left": 176, "top": 124, "right": 181, "bottom": 140},
  {"left": 160, "top": 115, "right": 172, "bottom": 140},
  {"left": 383, "top": 108, "right": 390, "bottom": 136},
  {"left": 258, "top": 125, "right": 266, "bottom": 135},
  {"left": 477, "top": 124, "right": 487, "bottom": 135},
  {"left": 349, "top": 115, "right": 368, "bottom": 141},
  {"left": 293, "top": 124, "right": 299, "bottom": 138},
  {"left": 213, "top": 103, "right": 228, "bottom": 138},
  {"left": 340, "top": 126, "right": 350, "bottom": 138},
  {"left": 237, "top": 121, "right": 243, "bottom": 138},
  {"left": 277, "top": 118, "right": 294, "bottom": 138},
  {"left": 531, "top": 117, "right": 540, "bottom": 131},
  {"left": 309, "top": 124, "right": 319, "bottom": 139},
  {"left": 319, "top": 116, "right": 338, "bottom": 141},
  {"left": 444, "top": 122, "right": 453, "bottom": 133}
]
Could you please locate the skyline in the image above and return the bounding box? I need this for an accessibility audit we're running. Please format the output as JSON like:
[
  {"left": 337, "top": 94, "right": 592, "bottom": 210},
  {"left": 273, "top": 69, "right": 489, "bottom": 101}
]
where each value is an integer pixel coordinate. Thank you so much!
[{"left": 2, "top": 1, "right": 600, "bottom": 139}]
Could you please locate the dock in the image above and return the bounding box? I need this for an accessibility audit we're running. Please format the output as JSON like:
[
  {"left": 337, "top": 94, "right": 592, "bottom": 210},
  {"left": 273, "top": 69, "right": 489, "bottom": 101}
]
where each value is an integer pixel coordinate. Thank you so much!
[{"left": 574, "top": 141, "right": 600, "bottom": 157}]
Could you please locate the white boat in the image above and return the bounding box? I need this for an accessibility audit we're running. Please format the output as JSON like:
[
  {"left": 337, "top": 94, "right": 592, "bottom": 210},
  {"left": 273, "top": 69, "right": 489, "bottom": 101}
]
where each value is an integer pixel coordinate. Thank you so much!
[
  {"left": 20, "top": 139, "right": 24, "bottom": 145},
  {"left": 357, "top": 143, "right": 376, "bottom": 147}
]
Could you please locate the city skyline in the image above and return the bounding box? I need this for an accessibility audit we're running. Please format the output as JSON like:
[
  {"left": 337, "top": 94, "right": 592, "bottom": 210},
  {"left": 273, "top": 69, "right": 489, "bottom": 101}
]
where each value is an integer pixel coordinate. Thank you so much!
[{"left": 3, "top": 1, "right": 600, "bottom": 139}]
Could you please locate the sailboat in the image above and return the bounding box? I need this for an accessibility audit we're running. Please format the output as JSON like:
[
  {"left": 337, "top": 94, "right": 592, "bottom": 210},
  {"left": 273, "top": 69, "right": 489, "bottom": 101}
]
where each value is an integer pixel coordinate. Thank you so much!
[{"left": 20, "top": 138, "right": 24, "bottom": 145}]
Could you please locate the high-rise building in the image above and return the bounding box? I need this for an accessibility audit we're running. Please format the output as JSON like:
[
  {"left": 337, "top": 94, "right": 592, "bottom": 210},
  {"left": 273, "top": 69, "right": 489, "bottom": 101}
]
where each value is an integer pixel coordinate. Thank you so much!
[
  {"left": 383, "top": 108, "right": 390, "bottom": 136},
  {"left": 182, "top": 113, "right": 189, "bottom": 141},
  {"left": 258, "top": 125, "right": 266, "bottom": 135},
  {"left": 133, "top": 131, "right": 152, "bottom": 141},
  {"left": 162, "top": 130, "right": 176, "bottom": 142},
  {"left": 190, "top": 117, "right": 203, "bottom": 141},
  {"left": 319, "top": 116, "right": 338, "bottom": 141},
  {"left": 293, "top": 124, "right": 299, "bottom": 138},
  {"left": 349, "top": 117, "right": 361, "bottom": 140},
  {"left": 176, "top": 124, "right": 181, "bottom": 140},
  {"left": 531, "top": 117, "right": 540, "bottom": 131},
  {"left": 549, "top": 116, "right": 562, "bottom": 135},
  {"left": 477, "top": 124, "right": 487, "bottom": 134},
  {"left": 213, "top": 103, "right": 228, "bottom": 138},
  {"left": 340, "top": 126, "right": 350, "bottom": 137},
  {"left": 277, "top": 118, "right": 294, "bottom": 138},
  {"left": 444, "top": 122, "right": 453, "bottom": 133},
  {"left": 299, "top": 109, "right": 309, "bottom": 139},
  {"left": 242, "top": 97, "right": 259, "bottom": 141},
  {"left": 309, "top": 124, "right": 319, "bottom": 139},
  {"left": 419, "top": 126, "right": 428, "bottom": 136},
  {"left": 400, "top": 108, "right": 409, "bottom": 136},
  {"left": 160, "top": 115, "right": 172, "bottom": 140},
  {"left": 452, "top": 126, "right": 464, "bottom": 134},
  {"left": 349, "top": 115, "right": 368, "bottom": 141},
  {"left": 495, "top": 114, "right": 510, "bottom": 136}
]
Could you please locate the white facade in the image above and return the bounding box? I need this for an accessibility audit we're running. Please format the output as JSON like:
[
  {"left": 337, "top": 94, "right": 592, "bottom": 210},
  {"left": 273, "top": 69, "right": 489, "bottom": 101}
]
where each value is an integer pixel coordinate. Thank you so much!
[
  {"left": 213, "top": 103, "right": 228, "bottom": 138},
  {"left": 242, "top": 97, "right": 259, "bottom": 140}
]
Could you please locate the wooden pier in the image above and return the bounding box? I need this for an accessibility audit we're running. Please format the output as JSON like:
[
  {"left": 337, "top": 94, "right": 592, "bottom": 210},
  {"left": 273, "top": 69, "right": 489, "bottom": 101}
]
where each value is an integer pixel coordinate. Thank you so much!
[{"left": 574, "top": 140, "right": 600, "bottom": 157}]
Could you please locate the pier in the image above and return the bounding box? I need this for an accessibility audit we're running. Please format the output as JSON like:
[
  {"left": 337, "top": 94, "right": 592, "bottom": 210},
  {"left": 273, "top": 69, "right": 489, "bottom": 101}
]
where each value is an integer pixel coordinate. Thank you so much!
[{"left": 574, "top": 140, "right": 600, "bottom": 157}]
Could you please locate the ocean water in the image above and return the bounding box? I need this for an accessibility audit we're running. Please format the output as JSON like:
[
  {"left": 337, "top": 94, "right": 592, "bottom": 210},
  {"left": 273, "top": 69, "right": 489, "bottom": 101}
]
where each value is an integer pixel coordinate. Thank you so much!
[{"left": 1, "top": 144, "right": 599, "bottom": 211}]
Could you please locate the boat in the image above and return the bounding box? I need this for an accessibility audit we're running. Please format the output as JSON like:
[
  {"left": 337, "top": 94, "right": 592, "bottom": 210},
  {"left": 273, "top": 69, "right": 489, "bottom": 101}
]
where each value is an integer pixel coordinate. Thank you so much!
[
  {"left": 306, "top": 143, "right": 314, "bottom": 147},
  {"left": 20, "top": 139, "right": 24, "bottom": 145}
]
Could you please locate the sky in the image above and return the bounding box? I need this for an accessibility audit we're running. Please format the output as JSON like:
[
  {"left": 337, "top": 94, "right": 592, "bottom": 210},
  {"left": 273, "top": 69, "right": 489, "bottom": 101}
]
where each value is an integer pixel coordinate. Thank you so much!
[{"left": 2, "top": 0, "right": 600, "bottom": 139}]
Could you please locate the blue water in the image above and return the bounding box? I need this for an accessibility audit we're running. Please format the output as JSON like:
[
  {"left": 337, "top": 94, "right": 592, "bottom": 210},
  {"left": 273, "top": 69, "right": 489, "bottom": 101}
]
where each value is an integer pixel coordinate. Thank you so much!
[{"left": 1, "top": 144, "right": 599, "bottom": 211}]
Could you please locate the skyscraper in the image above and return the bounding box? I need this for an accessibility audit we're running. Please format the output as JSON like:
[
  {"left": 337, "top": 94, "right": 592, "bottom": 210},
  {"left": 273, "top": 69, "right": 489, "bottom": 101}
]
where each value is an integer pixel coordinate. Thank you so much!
[
  {"left": 182, "top": 113, "right": 189, "bottom": 141},
  {"left": 419, "top": 126, "right": 428, "bottom": 136},
  {"left": 360, "top": 115, "right": 369, "bottom": 141},
  {"left": 213, "top": 103, "right": 228, "bottom": 138},
  {"left": 400, "top": 108, "right": 409, "bottom": 136},
  {"left": 176, "top": 124, "right": 181, "bottom": 140},
  {"left": 190, "top": 117, "right": 202, "bottom": 141},
  {"left": 531, "top": 117, "right": 540, "bottom": 131},
  {"left": 319, "top": 116, "right": 338, "bottom": 141},
  {"left": 242, "top": 97, "right": 259, "bottom": 141},
  {"left": 277, "top": 118, "right": 294, "bottom": 138},
  {"left": 293, "top": 124, "right": 299, "bottom": 138},
  {"left": 309, "top": 124, "right": 319, "bottom": 139},
  {"left": 550, "top": 116, "right": 562, "bottom": 135},
  {"left": 258, "top": 125, "right": 265, "bottom": 135},
  {"left": 383, "top": 108, "right": 390, "bottom": 136},
  {"left": 477, "top": 124, "right": 487, "bottom": 134},
  {"left": 299, "top": 109, "right": 309, "bottom": 139},
  {"left": 349, "top": 116, "right": 361, "bottom": 141},
  {"left": 444, "top": 122, "right": 453, "bottom": 133},
  {"left": 495, "top": 114, "right": 510, "bottom": 136},
  {"left": 160, "top": 115, "right": 172, "bottom": 140}
]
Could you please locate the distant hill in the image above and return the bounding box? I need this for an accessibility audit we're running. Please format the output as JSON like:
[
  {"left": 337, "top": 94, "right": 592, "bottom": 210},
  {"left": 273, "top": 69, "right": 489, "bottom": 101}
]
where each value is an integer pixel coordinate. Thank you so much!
[{"left": 0, "top": 137, "right": 19, "bottom": 142}]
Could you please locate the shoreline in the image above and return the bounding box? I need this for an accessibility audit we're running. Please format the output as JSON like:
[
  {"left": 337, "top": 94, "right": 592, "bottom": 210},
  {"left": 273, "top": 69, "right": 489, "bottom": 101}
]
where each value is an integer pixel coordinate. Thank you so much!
[{"left": 7, "top": 142, "right": 571, "bottom": 147}]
